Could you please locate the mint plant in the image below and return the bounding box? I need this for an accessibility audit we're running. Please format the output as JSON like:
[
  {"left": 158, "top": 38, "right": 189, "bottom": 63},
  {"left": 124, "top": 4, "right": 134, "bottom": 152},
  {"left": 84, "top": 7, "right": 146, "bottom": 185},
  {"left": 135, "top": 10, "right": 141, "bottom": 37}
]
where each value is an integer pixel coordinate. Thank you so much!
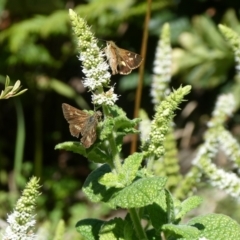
[
  {"left": 55, "top": 9, "right": 240, "bottom": 240},
  {"left": 2, "top": 177, "right": 40, "bottom": 240}
]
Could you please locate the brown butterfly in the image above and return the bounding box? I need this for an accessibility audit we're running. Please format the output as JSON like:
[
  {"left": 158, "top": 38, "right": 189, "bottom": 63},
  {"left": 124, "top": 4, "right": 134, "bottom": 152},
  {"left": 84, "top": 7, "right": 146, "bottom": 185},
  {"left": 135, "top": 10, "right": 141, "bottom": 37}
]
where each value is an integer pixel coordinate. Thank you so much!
[
  {"left": 62, "top": 103, "right": 102, "bottom": 148},
  {"left": 104, "top": 41, "right": 143, "bottom": 75}
]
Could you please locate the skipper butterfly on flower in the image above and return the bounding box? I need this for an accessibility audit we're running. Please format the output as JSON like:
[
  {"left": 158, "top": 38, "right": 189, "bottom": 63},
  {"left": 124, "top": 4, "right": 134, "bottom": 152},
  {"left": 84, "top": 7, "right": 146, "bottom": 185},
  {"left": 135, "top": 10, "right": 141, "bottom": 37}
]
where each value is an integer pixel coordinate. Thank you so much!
[
  {"left": 62, "top": 103, "right": 102, "bottom": 148},
  {"left": 104, "top": 41, "right": 143, "bottom": 75}
]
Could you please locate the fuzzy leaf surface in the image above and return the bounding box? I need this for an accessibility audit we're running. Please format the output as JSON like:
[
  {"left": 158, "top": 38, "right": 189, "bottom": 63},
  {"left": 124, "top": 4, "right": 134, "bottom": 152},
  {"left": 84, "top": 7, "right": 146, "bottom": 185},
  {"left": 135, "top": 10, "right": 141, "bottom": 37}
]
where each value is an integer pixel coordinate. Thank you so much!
[
  {"left": 162, "top": 224, "right": 200, "bottom": 239},
  {"left": 100, "top": 106, "right": 140, "bottom": 152},
  {"left": 107, "top": 105, "right": 140, "bottom": 135},
  {"left": 99, "top": 217, "right": 136, "bottom": 240},
  {"left": 187, "top": 213, "right": 240, "bottom": 240},
  {"left": 83, "top": 164, "right": 119, "bottom": 204},
  {"left": 165, "top": 189, "right": 175, "bottom": 223},
  {"left": 99, "top": 152, "right": 143, "bottom": 188},
  {"left": 175, "top": 196, "right": 203, "bottom": 221},
  {"left": 146, "top": 190, "right": 168, "bottom": 231},
  {"left": 76, "top": 218, "right": 104, "bottom": 240},
  {"left": 55, "top": 141, "right": 109, "bottom": 163},
  {"left": 109, "top": 177, "right": 167, "bottom": 208}
]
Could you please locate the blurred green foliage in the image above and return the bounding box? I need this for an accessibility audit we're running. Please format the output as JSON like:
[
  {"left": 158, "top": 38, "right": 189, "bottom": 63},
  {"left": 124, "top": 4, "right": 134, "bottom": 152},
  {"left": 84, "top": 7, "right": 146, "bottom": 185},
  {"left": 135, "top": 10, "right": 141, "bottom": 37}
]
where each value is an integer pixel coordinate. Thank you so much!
[{"left": 1, "top": 0, "right": 240, "bottom": 237}]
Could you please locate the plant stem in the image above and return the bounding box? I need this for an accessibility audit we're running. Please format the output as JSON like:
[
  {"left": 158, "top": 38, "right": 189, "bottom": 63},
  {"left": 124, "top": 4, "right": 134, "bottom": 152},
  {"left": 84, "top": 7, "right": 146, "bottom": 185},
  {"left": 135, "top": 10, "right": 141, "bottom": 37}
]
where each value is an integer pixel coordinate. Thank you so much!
[
  {"left": 146, "top": 155, "right": 154, "bottom": 172},
  {"left": 13, "top": 98, "right": 25, "bottom": 189},
  {"left": 34, "top": 101, "right": 42, "bottom": 177},
  {"left": 102, "top": 105, "right": 121, "bottom": 173},
  {"left": 129, "top": 208, "right": 148, "bottom": 240}
]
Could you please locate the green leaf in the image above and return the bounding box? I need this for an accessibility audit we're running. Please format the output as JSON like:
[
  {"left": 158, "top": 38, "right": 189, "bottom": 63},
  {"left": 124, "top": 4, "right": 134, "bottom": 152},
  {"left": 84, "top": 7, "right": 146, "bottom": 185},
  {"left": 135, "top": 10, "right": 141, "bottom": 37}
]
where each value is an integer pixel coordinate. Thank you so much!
[
  {"left": 114, "top": 115, "right": 140, "bottom": 134},
  {"left": 107, "top": 105, "right": 141, "bottom": 135},
  {"left": 162, "top": 224, "right": 200, "bottom": 239},
  {"left": 99, "top": 117, "right": 115, "bottom": 141},
  {"left": 5, "top": 75, "right": 10, "bottom": 88},
  {"left": 99, "top": 152, "right": 143, "bottom": 188},
  {"left": 109, "top": 177, "right": 167, "bottom": 208},
  {"left": 187, "top": 213, "right": 240, "bottom": 239},
  {"left": 173, "top": 15, "right": 233, "bottom": 89},
  {"left": 99, "top": 105, "right": 140, "bottom": 153},
  {"left": 175, "top": 196, "right": 203, "bottom": 221},
  {"left": 83, "top": 164, "right": 119, "bottom": 204},
  {"left": 99, "top": 172, "right": 119, "bottom": 188},
  {"left": 99, "top": 218, "right": 134, "bottom": 240},
  {"left": 3, "top": 86, "right": 13, "bottom": 94},
  {"left": 165, "top": 189, "right": 175, "bottom": 223},
  {"left": 54, "top": 141, "right": 88, "bottom": 157},
  {"left": 146, "top": 229, "right": 162, "bottom": 240},
  {"left": 76, "top": 218, "right": 105, "bottom": 240},
  {"left": 146, "top": 190, "right": 168, "bottom": 231},
  {"left": 107, "top": 105, "right": 126, "bottom": 117},
  {"left": 12, "top": 88, "right": 28, "bottom": 97},
  {"left": 195, "top": 15, "right": 228, "bottom": 51},
  {"left": 145, "top": 190, "right": 183, "bottom": 231},
  {"left": 117, "top": 152, "right": 143, "bottom": 183},
  {"left": 55, "top": 141, "right": 110, "bottom": 164},
  {"left": 123, "top": 216, "right": 138, "bottom": 240}
]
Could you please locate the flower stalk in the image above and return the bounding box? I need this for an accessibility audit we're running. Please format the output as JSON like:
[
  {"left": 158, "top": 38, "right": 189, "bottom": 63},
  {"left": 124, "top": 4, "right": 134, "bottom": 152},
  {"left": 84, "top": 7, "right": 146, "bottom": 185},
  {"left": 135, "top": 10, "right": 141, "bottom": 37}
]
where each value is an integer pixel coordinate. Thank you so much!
[
  {"left": 151, "top": 23, "right": 172, "bottom": 106},
  {"left": 3, "top": 177, "right": 40, "bottom": 240},
  {"left": 143, "top": 85, "right": 191, "bottom": 160},
  {"left": 68, "top": 9, "right": 118, "bottom": 106}
]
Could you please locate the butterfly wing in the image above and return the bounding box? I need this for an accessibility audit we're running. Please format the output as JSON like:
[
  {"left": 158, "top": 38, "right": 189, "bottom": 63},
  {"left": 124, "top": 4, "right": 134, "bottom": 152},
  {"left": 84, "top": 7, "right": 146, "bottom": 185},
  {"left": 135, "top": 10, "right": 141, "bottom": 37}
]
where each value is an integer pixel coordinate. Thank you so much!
[
  {"left": 117, "top": 48, "right": 143, "bottom": 75},
  {"left": 80, "top": 116, "right": 98, "bottom": 148},
  {"left": 62, "top": 103, "right": 89, "bottom": 138},
  {"left": 105, "top": 41, "right": 143, "bottom": 75},
  {"left": 80, "top": 111, "right": 101, "bottom": 148},
  {"left": 116, "top": 57, "right": 132, "bottom": 75},
  {"left": 104, "top": 43, "right": 119, "bottom": 75}
]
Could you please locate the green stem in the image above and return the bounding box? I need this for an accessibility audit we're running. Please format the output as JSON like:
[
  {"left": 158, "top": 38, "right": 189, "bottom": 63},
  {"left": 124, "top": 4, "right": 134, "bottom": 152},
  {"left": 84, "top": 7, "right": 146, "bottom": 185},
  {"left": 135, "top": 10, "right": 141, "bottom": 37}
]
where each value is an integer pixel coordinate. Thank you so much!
[
  {"left": 102, "top": 105, "right": 121, "bottom": 173},
  {"left": 34, "top": 102, "right": 42, "bottom": 177},
  {"left": 146, "top": 155, "right": 154, "bottom": 172},
  {"left": 13, "top": 98, "right": 25, "bottom": 188},
  {"left": 129, "top": 208, "right": 148, "bottom": 240}
]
